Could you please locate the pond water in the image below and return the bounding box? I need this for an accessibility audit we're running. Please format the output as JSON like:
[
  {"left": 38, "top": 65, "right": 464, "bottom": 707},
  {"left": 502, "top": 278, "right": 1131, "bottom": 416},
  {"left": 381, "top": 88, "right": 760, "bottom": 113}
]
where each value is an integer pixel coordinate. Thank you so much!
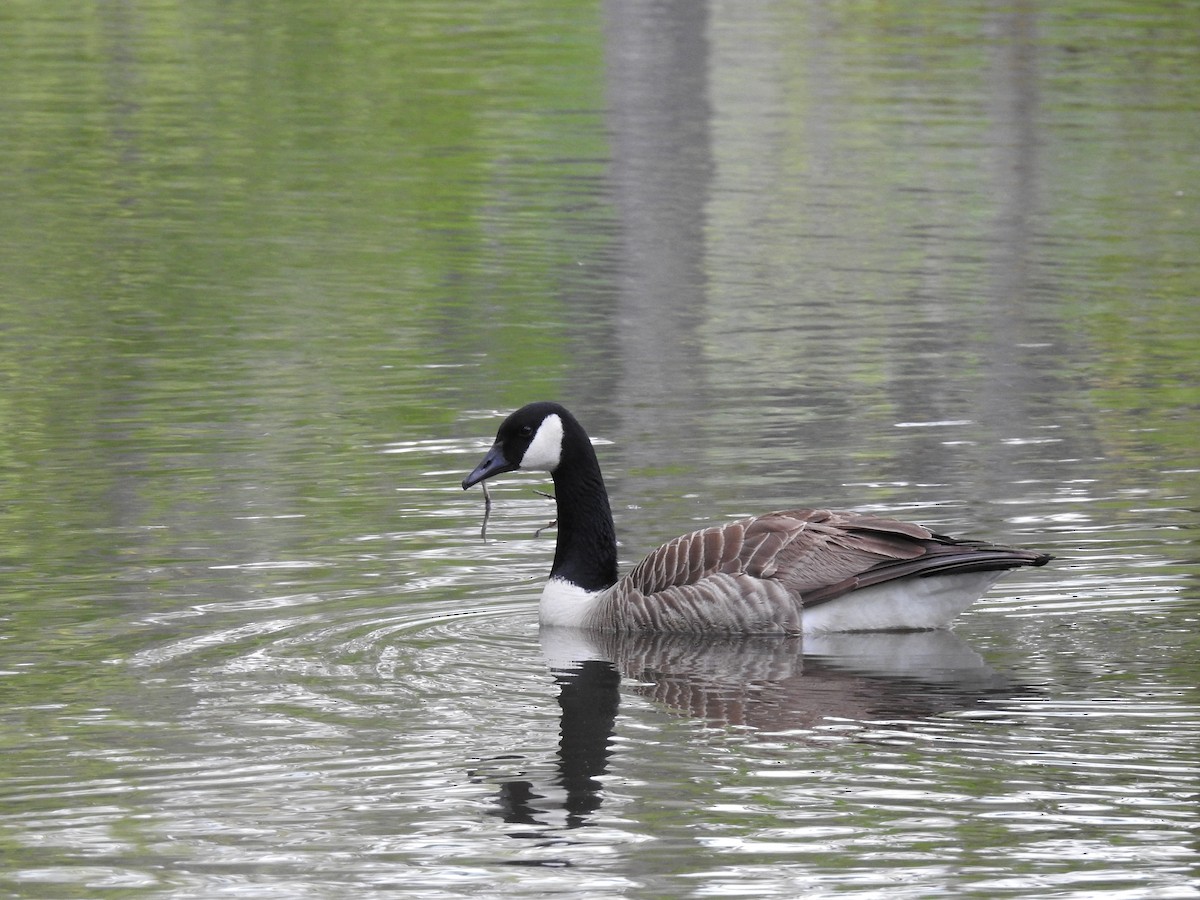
[{"left": 2, "top": 1, "right": 1199, "bottom": 897}]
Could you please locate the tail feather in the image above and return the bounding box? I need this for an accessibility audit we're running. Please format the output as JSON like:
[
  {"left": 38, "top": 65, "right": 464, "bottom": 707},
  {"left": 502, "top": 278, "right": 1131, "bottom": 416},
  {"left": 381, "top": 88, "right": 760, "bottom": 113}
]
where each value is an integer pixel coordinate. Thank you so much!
[{"left": 805, "top": 547, "right": 1051, "bottom": 608}]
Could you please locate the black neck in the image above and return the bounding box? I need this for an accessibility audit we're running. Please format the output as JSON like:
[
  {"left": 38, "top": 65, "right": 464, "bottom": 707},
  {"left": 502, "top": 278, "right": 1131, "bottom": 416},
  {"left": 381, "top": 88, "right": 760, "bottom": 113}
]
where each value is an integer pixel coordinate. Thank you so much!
[{"left": 548, "top": 418, "right": 619, "bottom": 592}]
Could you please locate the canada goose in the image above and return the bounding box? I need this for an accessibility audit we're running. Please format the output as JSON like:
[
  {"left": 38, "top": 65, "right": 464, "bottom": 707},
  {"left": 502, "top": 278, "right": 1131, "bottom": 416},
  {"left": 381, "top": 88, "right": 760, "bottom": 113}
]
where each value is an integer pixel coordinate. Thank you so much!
[{"left": 462, "top": 402, "right": 1052, "bottom": 634}]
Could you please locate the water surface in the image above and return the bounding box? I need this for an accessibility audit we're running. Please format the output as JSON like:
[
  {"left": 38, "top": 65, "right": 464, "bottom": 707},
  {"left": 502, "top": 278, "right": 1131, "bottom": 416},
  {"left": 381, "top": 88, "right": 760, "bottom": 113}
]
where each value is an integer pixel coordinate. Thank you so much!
[{"left": 2, "top": 1, "right": 1198, "bottom": 897}]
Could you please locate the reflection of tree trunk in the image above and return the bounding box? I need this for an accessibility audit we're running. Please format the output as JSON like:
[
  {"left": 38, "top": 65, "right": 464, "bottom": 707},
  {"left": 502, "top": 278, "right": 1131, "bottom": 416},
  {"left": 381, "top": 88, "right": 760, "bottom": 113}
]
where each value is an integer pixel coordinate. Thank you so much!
[
  {"left": 988, "top": 0, "right": 1040, "bottom": 305},
  {"left": 887, "top": 3, "right": 1079, "bottom": 504},
  {"left": 590, "top": 3, "right": 1087, "bottom": 532},
  {"left": 583, "top": 0, "right": 713, "bottom": 477},
  {"left": 985, "top": 0, "right": 1042, "bottom": 397},
  {"left": 976, "top": 1, "right": 1060, "bottom": 499}
]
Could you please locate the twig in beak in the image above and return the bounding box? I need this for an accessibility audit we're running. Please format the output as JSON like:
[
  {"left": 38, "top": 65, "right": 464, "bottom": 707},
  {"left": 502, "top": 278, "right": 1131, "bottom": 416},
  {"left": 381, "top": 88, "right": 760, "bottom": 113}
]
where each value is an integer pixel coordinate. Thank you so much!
[
  {"left": 533, "top": 489, "right": 556, "bottom": 538},
  {"left": 480, "top": 481, "right": 492, "bottom": 543}
]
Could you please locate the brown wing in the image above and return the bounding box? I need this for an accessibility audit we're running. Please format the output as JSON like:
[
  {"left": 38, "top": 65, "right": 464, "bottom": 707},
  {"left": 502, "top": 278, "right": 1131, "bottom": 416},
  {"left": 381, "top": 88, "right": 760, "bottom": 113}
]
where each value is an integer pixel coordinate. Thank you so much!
[
  {"left": 790, "top": 511, "right": 1052, "bottom": 607},
  {"left": 594, "top": 509, "right": 1049, "bottom": 634},
  {"left": 622, "top": 509, "right": 930, "bottom": 595}
]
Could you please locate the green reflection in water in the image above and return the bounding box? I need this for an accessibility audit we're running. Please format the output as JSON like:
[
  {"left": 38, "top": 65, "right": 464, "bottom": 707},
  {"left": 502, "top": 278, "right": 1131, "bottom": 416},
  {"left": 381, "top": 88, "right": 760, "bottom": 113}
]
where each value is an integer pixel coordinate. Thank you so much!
[
  {"left": 0, "top": 0, "right": 613, "bottom": 576},
  {"left": 0, "top": 1, "right": 614, "bottom": 783}
]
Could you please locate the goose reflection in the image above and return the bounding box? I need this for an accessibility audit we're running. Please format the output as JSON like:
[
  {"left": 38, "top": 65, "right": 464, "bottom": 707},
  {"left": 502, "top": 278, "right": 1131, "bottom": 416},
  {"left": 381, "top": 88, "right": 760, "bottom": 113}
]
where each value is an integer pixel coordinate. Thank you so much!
[
  {"left": 485, "top": 656, "right": 621, "bottom": 832},
  {"left": 475, "top": 628, "right": 1035, "bottom": 832}
]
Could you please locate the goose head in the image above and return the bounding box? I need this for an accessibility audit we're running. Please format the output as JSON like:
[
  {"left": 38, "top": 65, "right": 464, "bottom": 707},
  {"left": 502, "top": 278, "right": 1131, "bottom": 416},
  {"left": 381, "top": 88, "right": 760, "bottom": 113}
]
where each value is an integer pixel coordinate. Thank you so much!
[{"left": 462, "top": 402, "right": 568, "bottom": 489}]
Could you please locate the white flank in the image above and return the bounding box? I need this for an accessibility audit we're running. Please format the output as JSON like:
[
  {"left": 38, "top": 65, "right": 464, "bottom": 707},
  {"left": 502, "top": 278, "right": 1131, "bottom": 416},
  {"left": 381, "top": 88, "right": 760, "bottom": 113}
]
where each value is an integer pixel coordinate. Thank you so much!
[
  {"left": 521, "top": 413, "right": 564, "bottom": 472},
  {"left": 539, "top": 576, "right": 601, "bottom": 628},
  {"left": 800, "top": 571, "right": 1005, "bottom": 633}
]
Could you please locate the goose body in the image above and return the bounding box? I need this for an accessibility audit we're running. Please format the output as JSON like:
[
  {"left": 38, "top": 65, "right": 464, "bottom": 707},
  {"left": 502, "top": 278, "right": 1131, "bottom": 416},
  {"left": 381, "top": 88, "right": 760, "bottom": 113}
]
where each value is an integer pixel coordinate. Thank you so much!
[{"left": 462, "top": 402, "right": 1051, "bottom": 635}]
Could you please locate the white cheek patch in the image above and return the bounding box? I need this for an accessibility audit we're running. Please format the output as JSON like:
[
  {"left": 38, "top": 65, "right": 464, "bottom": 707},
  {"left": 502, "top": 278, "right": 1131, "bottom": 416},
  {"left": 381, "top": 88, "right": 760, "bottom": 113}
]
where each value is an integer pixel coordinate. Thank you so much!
[{"left": 520, "top": 413, "right": 564, "bottom": 472}]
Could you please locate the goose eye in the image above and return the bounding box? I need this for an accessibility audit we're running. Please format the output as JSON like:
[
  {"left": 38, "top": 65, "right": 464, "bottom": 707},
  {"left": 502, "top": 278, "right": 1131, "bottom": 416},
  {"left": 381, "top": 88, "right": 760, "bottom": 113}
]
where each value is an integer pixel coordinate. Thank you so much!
[{"left": 518, "top": 425, "right": 533, "bottom": 438}]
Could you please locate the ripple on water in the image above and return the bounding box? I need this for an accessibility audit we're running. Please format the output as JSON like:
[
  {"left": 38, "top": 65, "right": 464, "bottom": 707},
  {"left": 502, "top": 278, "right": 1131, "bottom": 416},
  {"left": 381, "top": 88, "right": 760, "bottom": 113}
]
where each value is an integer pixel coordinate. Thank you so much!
[
  {"left": 7, "top": 582, "right": 1200, "bottom": 899},
  {"left": 666, "top": 672, "right": 1200, "bottom": 898},
  {"left": 0, "top": 592, "right": 583, "bottom": 893},
  {"left": 7, "top": 485, "right": 1199, "bottom": 900}
]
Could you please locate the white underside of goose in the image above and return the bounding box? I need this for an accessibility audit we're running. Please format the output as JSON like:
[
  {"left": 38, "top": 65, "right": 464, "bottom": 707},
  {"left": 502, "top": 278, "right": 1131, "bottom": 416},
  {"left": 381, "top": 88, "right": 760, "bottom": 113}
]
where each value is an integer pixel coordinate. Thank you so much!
[{"left": 796, "top": 571, "right": 1005, "bottom": 633}]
